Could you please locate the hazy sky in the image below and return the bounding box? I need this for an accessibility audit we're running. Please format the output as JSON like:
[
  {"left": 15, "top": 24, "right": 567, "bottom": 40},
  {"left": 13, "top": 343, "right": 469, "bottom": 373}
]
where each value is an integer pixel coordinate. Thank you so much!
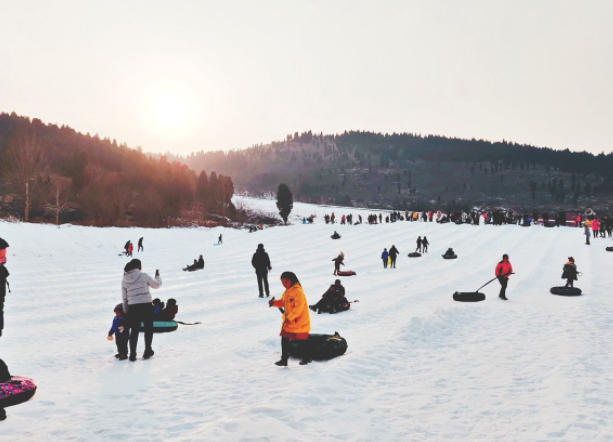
[{"left": 2, "top": 1, "right": 612, "bottom": 155}]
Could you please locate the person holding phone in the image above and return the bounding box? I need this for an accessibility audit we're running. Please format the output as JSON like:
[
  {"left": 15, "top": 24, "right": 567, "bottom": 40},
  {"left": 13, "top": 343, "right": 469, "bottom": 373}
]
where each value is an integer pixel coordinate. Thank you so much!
[{"left": 121, "top": 259, "right": 162, "bottom": 361}]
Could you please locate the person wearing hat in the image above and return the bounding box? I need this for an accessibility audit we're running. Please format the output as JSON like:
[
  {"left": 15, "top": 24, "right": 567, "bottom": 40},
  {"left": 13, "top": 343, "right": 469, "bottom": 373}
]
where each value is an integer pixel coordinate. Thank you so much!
[
  {"left": 562, "top": 257, "right": 579, "bottom": 288},
  {"left": 0, "top": 238, "right": 9, "bottom": 337},
  {"left": 332, "top": 252, "right": 345, "bottom": 275},
  {"left": 252, "top": 244, "right": 272, "bottom": 298},
  {"left": 107, "top": 304, "right": 129, "bottom": 360}
]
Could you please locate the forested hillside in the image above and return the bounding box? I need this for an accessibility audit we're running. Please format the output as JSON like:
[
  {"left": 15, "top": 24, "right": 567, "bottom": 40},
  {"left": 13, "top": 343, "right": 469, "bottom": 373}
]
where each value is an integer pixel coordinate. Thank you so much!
[
  {"left": 0, "top": 113, "right": 234, "bottom": 226},
  {"left": 171, "top": 131, "right": 613, "bottom": 212}
]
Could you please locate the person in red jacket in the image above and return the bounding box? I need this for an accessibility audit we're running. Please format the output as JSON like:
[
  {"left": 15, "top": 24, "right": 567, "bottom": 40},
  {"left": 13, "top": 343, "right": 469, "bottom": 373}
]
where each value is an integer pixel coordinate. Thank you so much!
[{"left": 495, "top": 254, "right": 513, "bottom": 300}]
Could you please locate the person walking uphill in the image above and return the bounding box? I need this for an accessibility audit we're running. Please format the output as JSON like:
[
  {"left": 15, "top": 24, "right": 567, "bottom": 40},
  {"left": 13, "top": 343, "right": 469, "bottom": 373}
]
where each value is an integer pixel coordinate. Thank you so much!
[
  {"left": 332, "top": 252, "right": 345, "bottom": 275},
  {"left": 381, "top": 248, "right": 389, "bottom": 269},
  {"left": 121, "top": 259, "right": 162, "bottom": 361},
  {"left": 269, "top": 272, "right": 311, "bottom": 366},
  {"left": 252, "top": 244, "right": 272, "bottom": 298},
  {"left": 0, "top": 238, "right": 9, "bottom": 337},
  {"left": 495, "top": 254, "right": 513, "bottom": 300},
  {"left": 389, "top": 245, "right": 400, "bottom": 268}
]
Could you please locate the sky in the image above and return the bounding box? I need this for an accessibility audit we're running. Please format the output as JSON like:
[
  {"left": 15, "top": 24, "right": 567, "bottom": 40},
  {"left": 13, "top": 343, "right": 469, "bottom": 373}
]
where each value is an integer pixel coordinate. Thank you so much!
[{"left": 1, "top": 0, "right": 612, "bottom": 156}]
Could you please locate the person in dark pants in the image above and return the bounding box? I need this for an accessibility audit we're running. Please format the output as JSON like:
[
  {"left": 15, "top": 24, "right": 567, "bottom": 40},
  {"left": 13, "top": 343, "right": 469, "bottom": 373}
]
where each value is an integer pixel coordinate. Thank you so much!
[
  {"left": 389, "top": 245, "right": 399, "bottom": 268},
  {"left": 108, "top": 304, "right": 129, "bottom": 360},
  {"left": 121, "top": 259, "right": 162, "bottom": 361},
  {"left": 138, "top": 237, "right": 144, "bottom": 252},
  {"left": 0, "top": 238, "right": 9, "bottom": 338},
  {"left": 381, "top": 249, "right": 388, "bottom": 268},
  {"left": 416, "top": 236, "right": 423, "bottom": 253},
  {"left": 422, "top": 236, "right": 429, "bottom": 253},
  {"left": 218, "top": 234, "right": 223, "bottom": 245},
  {"left": 495, "top": 254, "right": 513, "bottom": 300},
  {"left": 252, "top": 244, "right": 272, "bottom": 298},
  {"left": 562, "top": 257, "right": 578, "bottom": 288}
]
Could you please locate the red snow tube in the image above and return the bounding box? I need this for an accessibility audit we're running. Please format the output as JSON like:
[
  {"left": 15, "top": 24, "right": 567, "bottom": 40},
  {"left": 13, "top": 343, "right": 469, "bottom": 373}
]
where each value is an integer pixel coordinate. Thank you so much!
[
  {"left": 336, "top": 271, "right": 356, "bottom": 276},
  {"left": 0, "top": 377, "right": 37, "bottom": 408}
]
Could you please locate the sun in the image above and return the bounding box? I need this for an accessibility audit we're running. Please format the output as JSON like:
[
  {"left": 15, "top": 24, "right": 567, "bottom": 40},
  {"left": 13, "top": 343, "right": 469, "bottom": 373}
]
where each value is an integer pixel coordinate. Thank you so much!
[{"left": 153, "top": 94, "right": 189, "bottom": 131}]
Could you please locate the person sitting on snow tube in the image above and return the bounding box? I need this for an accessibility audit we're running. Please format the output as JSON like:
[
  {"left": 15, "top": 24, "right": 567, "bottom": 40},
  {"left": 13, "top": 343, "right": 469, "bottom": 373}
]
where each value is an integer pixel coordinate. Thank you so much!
[
  {"left": 158, "top": 298, "right": 178, "bottom": 321},
  {"left": 309, "top": 280, "right": 346, "bottom": 314},
  {"left": 152, "top": 298, "right": 165, "bottom": 316},
  {"left": 183, "top": 255, "right": 205, "bottom": 271},
  {"left": 561, "top": 257, "right": 579, "bottom": 288},
  {"left": 0, "top": 359, "right": 37, "bottom": 421},
  {"left": 331, "top": 231, "right": 341, "bottom": 239},
  {"left": 443, "top": 248, "right": 457, "bottom": 259}
]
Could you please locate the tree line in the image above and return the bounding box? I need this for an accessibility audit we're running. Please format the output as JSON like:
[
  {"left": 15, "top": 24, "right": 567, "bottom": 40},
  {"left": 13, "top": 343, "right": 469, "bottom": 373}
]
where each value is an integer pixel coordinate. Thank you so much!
[{"left": 0, "top": 113, "right": 235, "bottom": 226}]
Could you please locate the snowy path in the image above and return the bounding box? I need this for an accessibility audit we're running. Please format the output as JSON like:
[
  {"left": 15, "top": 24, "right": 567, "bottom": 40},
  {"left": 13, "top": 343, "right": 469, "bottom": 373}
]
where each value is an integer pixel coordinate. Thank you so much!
[{"left": 1, "top": 197, "right": 612, "bottom": 441}]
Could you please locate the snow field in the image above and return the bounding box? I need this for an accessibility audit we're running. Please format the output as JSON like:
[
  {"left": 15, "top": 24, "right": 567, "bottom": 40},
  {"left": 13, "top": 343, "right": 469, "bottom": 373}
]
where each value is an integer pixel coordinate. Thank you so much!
[{"left": 0, "top": 196, "right": 612, "bottom": 441}]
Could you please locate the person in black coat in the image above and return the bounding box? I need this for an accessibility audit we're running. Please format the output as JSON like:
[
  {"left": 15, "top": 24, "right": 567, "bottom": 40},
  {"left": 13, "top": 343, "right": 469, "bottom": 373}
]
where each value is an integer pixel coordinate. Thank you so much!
[
  {"left": 562, "top": 257, "right": 578, "bottom": 288},
  {"left": 138, "top": 237, "right": 144, "bottom": 252},
  {"left": 0, "top": 237, "right": 9, "bottom": 338},
  {"left": 388, "top": 245, "right": 400, "bottom": 268},
  {"left": 252, "top": 244, "right": 272, "bottom": 298}
]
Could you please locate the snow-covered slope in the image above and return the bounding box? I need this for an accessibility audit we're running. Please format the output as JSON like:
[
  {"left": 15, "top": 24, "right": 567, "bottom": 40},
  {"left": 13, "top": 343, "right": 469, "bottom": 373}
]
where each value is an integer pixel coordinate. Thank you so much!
[{"left": 1, "top": 197, "right": 612, "bottom": 441}]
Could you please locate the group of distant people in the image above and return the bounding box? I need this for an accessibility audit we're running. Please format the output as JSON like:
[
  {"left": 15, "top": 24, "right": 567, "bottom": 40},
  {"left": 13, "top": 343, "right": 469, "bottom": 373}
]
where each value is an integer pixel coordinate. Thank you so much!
[{"left": 123, "top": 237, "right": 144, "bottom": 257}]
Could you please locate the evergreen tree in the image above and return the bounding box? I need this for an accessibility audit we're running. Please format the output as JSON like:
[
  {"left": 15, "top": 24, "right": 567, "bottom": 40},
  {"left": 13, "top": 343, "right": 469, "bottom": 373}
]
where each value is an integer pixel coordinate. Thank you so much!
[{"left": 276, "top": 183, "right": 293, "bottom": 224}]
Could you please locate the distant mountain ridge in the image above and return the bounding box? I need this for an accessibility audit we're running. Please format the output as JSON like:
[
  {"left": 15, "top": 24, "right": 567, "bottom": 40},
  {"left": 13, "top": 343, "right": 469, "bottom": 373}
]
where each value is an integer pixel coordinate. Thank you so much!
[{"left": 167, "top": 131, "right": 613, "bottom": 212}]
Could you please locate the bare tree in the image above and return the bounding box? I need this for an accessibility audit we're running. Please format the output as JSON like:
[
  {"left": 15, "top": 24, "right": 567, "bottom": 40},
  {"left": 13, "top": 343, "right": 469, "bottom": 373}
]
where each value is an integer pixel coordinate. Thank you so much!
[
  {"left": 5, "top": 133, "right": 47, "bottom": 222},
  {"left": 44, "top": 174, "right": 74, "bottom": 224}
]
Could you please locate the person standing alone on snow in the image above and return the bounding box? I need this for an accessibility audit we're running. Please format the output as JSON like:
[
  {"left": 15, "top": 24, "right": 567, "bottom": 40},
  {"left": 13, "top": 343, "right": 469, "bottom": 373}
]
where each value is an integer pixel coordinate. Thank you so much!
[
  {"left": 495, "top": 254, "right": 513, "bottom": 300},
  {"left": 252, "top": 244, "right": 272, "bottom": 298},
  {"left": 138, "top": 237, "right": 144, "bottom": 252},
  {"left": 122, "top": 259, "right": 162, "bottom": 361},
  {"left": 218, "top": 234, "right": 223, "bottom": 245},
  {"left": 269, "top": 271, "right": 311, "bottom": 366},
  {"left": 332, "top": 252, "right": 345, "bottom": 275},
  {"left": 0, "top": 238, "right": 9, "bottom": 337}
]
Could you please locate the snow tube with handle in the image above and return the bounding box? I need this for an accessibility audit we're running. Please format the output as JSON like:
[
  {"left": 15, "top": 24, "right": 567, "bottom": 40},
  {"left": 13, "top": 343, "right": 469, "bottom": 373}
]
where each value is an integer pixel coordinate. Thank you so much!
[
  {"left": 550, "top": 287, "right": 582, "bottom": 296},
  {"left": 336, "top": 270, "right": 356, "bottom": 277},
  {"left": 289, "top": 332, "right": 348, "bottom": 361},
  {"left": 606, "top": 247, "right": 613, "bottom": 252},
  {"left": 453, "top": 292, "right": 486, "bottom": 302},
  {"left": 442, "top": 254, "right": 458, "bottom": 260},
  {"left": 408, "top": 252, "right": 422, "bottom": 258},
  {"left": 331, "top": 235, "right": 341, "bottom": 240},
  {"left": 139, "top": 321, "right": 178, "bottom": 333},
  {"left": 0, "top": 377, "right": 37, "bottom": 409}
]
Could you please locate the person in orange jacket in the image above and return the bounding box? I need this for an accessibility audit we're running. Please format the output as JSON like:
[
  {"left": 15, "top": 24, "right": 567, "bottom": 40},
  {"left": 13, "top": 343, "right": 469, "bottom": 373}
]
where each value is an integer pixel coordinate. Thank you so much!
[
  {"left": 269, "top": 271, "right": 311, "bottom": 366},
  {"left": 495, "top": 254, "right": 513, "bottom": 300}
]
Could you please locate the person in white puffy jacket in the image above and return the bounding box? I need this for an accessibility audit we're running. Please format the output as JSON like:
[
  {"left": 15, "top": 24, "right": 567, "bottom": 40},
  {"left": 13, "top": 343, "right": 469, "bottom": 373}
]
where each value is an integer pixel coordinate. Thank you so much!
[{"left": 121, "top": 259, "right": 162, "bottom": 361}]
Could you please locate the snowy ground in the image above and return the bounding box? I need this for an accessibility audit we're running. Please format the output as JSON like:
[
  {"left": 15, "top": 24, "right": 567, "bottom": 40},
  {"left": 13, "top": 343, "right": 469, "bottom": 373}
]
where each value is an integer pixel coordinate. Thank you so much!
[{"left": 1, "top": 196, "right": 612, "bottom": 441}]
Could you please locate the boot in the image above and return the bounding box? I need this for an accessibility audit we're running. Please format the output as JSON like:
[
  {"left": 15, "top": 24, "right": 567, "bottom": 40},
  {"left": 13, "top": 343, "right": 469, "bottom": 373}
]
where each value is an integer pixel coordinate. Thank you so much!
[
  {"left": 143, "top": 349, "right": 155, "bottom": 359},
  {"left": 118, "top": 354, "right": 128, "bottom": 361},
  {"left": 274, "top": 358, "right": 288, "bottom": 367},
  {"left": 299, "top": 358, "right": 312, "bottom": 365},
  {"left": 309, "top": 305, "right": 317, "bottom": 312},
  {"left": 129, "top": 354, "right": 137, "bottom": 362},
  {"left": 259, "top": 294, "right": 263, "bottom": 298}
]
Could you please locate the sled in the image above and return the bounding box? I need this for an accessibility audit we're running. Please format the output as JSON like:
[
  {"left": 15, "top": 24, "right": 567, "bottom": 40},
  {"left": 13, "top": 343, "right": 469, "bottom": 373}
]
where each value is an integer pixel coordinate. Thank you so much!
[
  {"left": 550, "top": 287, "right": 582, "bottom": 297},
  {"left": 139, "top": 321, "right": 179, "bottom": 333},
  {"left": 213, "top": 243, "right": 222, "bottom": 246},
  {"left": 453, "top": 292, "right": 486, "bottom": 302},
  {"left": 331, "top": 235, "right": 341, "bottom": 240},
  {"left": 606, "top": 247, "right": 613, "bottom": 252},
  {"left": 442, "top": 254, "right": 458, "bottom": 259},
  {"left": 0, "top": 376, "right": 37, "bottom": 409},
  {"left": 315, "top": 301, "right": 353, "bottom": 314},
  {"left": 336, "top": 271, "right": 356, "bottom": 277},
  {"left": 288, "top": 332, "right": 348, "bottom": 361},
  {"left": 387, "top": 256, "right": 391, "bottom": 265},
  {"left": 408, "top": 252, "right": 422, "bottom": 258}
]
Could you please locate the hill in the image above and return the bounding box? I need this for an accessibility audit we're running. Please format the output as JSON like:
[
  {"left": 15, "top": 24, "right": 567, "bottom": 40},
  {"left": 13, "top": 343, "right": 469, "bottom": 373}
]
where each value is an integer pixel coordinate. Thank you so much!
[
  {"left": 1, "top": 196, "right": 611, "bottom": 440},
  {"left": 0, "top": 113, "right": 235, "bottom": 226},
  {"left": 170, "top": 131, "right": 613, "bottom": 212}
]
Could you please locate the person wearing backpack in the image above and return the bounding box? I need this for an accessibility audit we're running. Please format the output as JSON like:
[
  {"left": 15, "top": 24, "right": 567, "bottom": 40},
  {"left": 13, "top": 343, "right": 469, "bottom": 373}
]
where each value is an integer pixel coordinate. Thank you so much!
[{"left": 562, "top": 257, "right": 579, "bottom": 288}]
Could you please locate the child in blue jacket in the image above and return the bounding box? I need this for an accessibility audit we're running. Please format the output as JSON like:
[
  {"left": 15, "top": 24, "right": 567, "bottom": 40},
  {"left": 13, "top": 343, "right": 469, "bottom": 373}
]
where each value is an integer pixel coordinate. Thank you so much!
[{"left": 108, "top": 304, "right": 129, "bottom": 360}]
